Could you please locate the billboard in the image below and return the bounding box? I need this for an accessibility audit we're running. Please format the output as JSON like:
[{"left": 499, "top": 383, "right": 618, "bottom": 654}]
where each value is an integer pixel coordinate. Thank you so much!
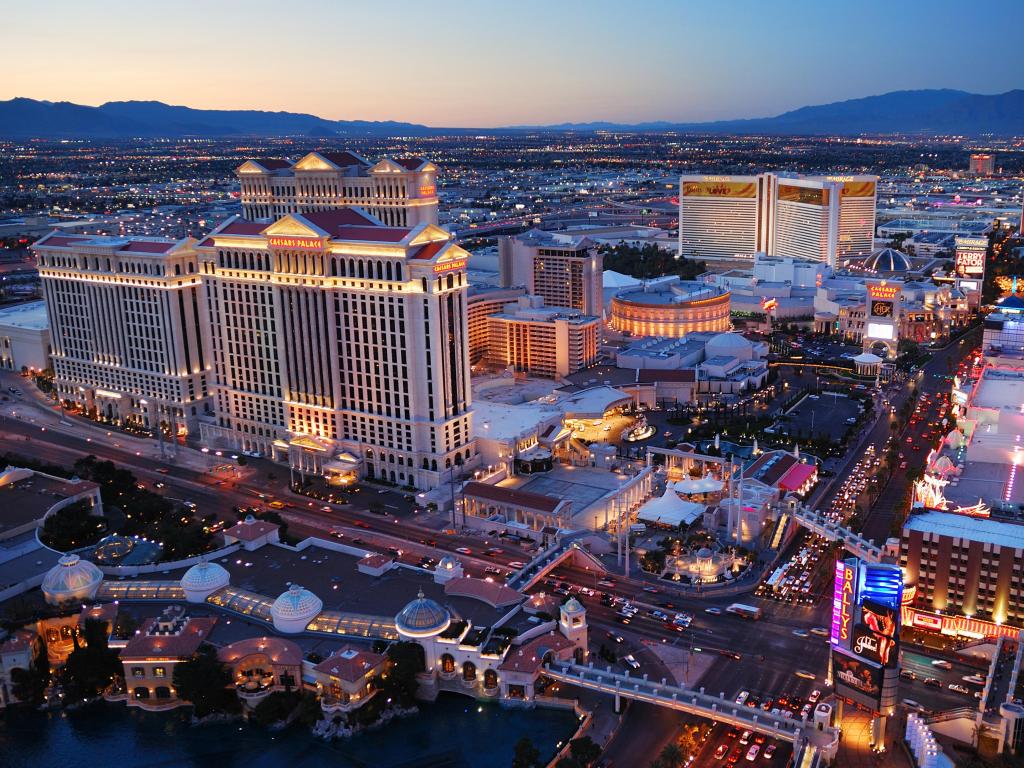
[
  {"left": 778, "top": 184, "right": 829, "bottom": 206},
  {"left": 682, "top": 181, "right": 757, "bottom": 198},
  {"left": 955, "top": 237, "right": 986, "bottom": 278},
  {"left": 853, "top": 599, "right": 899, "bottom": 667},
  {"left": 866, "top": 323, "right": 894, "bottom": 340},
  {"left": 840, "top": 181, "right": 877, "bottom": 198},
  {"left": 833, "top": 648, "right": 884, "bottom": 705}
]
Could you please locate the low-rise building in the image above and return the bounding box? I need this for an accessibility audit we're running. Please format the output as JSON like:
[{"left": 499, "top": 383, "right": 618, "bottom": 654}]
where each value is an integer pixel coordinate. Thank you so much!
[
  {"left": 121, "top": 606, "right": 217, "bottom": 709},
  {"left": 0, "top": 301, "right": 50, "bottom": 372},
  {"left": 461, "top": 481, "right": 571, "bottom": 542},
  {"left": 311, "top": 646, "right": 387, "bottom": 714},
  {"left": 218, "top": 636, "right": 303, "bottom": 708},
  {"left": 486, "top": 295, "right": 599, "bottom": 378}
]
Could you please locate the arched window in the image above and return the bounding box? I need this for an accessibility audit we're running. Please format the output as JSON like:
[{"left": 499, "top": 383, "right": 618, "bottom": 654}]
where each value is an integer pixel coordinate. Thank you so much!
[
  {"left": 483, "top": 669, "right": 498, "bottom": 690},
  {"left": 462, "top": 661, "right": 476, "bottom": 681},
  {"left": 441, "top": 654, "right": 455, "bottom": 674},
  {"left": 386, "top": 262, "right": 393, "bottom": 281}
]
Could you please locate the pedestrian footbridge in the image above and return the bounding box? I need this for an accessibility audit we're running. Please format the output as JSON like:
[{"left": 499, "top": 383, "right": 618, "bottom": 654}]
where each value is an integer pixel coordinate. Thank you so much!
[
  {"left": 506, "top": 534, "right": 606, "bottom": 592},
  {"left": 543, "top": 661, "right": 839, "bottom": 759},
  {"left": 789, "top": 508, "right": 884, "bottom": 563}
]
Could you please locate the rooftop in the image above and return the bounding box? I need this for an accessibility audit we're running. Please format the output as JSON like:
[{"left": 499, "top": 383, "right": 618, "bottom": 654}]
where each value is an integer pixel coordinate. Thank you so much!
[
  {"left": 0, "top": 301, "right": 48, "bottom": 331},
  {"left": 120, "top": 614, "right": 217, "bottom": 660},
  {"left": 904, "top": 510, "right": 1024, "bottom": 549},
  {"left": 313, "top": 645, "right": 385, "bottom": 681},
  {"left": 462, "top": 481, "right": 563, "bottom": 514}
]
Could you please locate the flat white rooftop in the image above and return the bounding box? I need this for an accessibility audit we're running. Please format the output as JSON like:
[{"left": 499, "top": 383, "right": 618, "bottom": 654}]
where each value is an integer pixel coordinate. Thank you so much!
[
  {"left": 0, "top": 300, "right": 48, "bottom": 331},
  {"left": 971, "top": 368, "right": 1024, "bottom": 411},
  {"left": 904, "top": 510, "right": 1024, "bottom": 549}
]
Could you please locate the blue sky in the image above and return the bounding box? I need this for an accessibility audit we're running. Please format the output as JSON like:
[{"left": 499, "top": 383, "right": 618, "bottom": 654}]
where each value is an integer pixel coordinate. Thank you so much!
[{"left": 4, "top": 0, "right": 1022, "bottom": 126}]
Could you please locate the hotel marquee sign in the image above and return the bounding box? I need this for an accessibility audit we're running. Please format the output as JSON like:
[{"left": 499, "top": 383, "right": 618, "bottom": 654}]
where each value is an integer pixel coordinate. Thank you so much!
[{"left": 267, "top": 236, "right": 324, "bottom": 251}]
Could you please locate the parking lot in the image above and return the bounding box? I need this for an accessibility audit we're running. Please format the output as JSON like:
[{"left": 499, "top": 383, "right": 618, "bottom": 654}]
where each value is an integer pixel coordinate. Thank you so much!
[{"left": 777, "top": 392, "right": 864, "bottom": 442}]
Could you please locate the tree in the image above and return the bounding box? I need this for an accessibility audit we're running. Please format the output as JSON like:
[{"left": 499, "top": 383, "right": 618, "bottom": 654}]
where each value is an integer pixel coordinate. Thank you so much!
[
  {"left": 512, "top": 737, "right": 541, "bottom": 768},
  {"left": 10, "top": 636, "right": 49, "bottom": 706},
  {"left": 172, "top": 643, "right": 239, "bottom": 717},
  {"left": 378, "top": 641, "right": 425, "bottom": 708},
  {"left": 568, "top": 736, "right": 601, "bottom": 767},
  {"left": 658, "top": 743, "right": 684, "bottom": 768},
  {"left": 40, "top": 499, "right": 106, "bottom": 550},
  {"left": 61, "top": 618, "right": 121, "bottom": 702}
]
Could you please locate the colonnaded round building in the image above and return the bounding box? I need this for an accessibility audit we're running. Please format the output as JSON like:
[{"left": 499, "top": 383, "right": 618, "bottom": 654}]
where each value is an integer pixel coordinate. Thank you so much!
[{"left": 610, "top": 279, "right": 731, "bottom": 337}]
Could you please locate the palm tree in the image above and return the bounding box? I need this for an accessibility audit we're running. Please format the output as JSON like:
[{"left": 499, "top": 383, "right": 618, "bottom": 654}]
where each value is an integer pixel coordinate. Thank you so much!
[{"left": 659, "top": 743, "right": 684, "bottom": 768}]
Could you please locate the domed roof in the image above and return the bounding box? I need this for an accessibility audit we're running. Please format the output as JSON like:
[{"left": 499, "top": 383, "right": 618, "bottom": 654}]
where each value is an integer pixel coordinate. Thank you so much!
[
  {"left": 696, "top": 547, "right": 714, "bottom": 559},
  {"left": 181, "top": 561, "right": 230, "bottom": 592},
  {"left": 706, "top": 332, "right": 753, "bottom": 353},
  {"left": 437, "top": 555, "right": 460, "bottom": 571},
  {"left": 562, "top": 597, "right": 584, "bottom": 614},
  {"left": 41, "top": 554, "right": 103, "bottom": 604},
  {"left": 865, "top": 248, "right": 911, "bottom": 273},
  {"left": 271, "top": 584, "right": 323, "bottom": 622},
  {"left": 395, "top": 590, "right": 450, "bottom": 636}
]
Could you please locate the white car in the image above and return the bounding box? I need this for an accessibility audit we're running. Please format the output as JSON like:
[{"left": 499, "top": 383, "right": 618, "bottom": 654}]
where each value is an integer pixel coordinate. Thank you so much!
[
  {"left": 735, "top": 690, "right": 749, "bottom": 705},
  {"left": 623, "top": 654, "right": 640, "bottom": 670}
]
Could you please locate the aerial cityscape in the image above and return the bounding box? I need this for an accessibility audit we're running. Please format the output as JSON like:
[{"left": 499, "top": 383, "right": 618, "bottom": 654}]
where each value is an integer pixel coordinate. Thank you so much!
[{"left": 2, "top": 2, "right": 1024, "bottom": 767}]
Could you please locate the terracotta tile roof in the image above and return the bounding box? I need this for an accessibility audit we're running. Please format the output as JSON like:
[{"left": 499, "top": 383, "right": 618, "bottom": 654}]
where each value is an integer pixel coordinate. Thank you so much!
[
  {"left": 409, "top": 241, "right": 448, "bottom": 260},
  {"left": 334, "top": 225, "right": 409, "bottom": 243},
  {"left": 300, "top": 208, "right": 378, "bottom": 232},
  {"left": 744, "top": 451, "right": 800, "bottom": 487},
  {"left": 319, "top": 151, "right": 369, "bottom": 168},
  {"left": 119, "top": 239, "right": 175, "bottom": 254},
  {"left": 218, "top": 636, "right": 303, "bottom": 667},
  {"left": 636, "top": 369, "right": 696, "bottom": 383},
  {"left": 393, "top": 157, "right": 427, "bottom": 171},
  {"left": 444, "top": 577, "right": 524, "bottom": 608},
  {"left": 209, "top": 220, "right": 267, "bottom": 238},
  {"left": 78, "top": 603, "right": 118, "bottom": 629},
  {"left": 0, "top": 629, "right": 34, "bottom": 654},
  {"left": 462, "top": 481, "right": 562, "bottom": 514},
  {"left": 498, "top": 632, "right": 574, "bottom": 674},
  {"left": 34, "top": 234, "right": 89, "bottom": 248},
  {"left": 313, "top": 646, "right": 385, "bottom": 682},
  {"left": 253, "top": 159, "right": 292, "bottom": 170},
  {"left": 120, "top": 616, "right": 216, "bottom": 660}
]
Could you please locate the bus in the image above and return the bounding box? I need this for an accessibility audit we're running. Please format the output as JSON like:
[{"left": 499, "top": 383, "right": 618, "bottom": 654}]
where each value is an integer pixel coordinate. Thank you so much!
[
  {"left": 726, "top": 603, "right": 763, "bottom": 620},
  {"left": 765, "top": 566, "right": 786, "bottom": 592}
]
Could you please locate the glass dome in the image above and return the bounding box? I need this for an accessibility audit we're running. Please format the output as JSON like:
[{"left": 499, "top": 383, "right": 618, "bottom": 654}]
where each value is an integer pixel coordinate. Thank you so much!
[
  {"left": 41, "top": 554, "right": 103, "bottom": 605},
  {"left": 272, "top": 584, "right": 323, "bottom": 621},
  {"left": 865, "top": 248, "right": 911, "bottom": 273},
  {"left": 181, "top": 561, "right": 230, "bottom": 593},
  {"left": 395, "top": 590, "right": 450, "bottom": 637}
]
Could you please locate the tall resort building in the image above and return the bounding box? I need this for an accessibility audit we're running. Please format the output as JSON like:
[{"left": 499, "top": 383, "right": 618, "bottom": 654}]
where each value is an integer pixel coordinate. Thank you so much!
[
  {"left": 236, "top": 151, "right": 439, "bottom": 228},
  {"left": 498, "top": 230, "right": 603, "bottom": 316},
  {"left": 678, "top": 173, "right": 877, "bottom": 268},
  {"left": 196, "top": 207, "right": 475, "bottom": 489},
  {"left": 34, "top": 233, "right": 210, "bottom": 435}
]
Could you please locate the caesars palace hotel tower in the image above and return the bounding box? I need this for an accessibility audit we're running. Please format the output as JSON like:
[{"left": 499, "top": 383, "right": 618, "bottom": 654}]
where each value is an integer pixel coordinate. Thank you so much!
[{"left": 197, "top": 152, "right": 475, "bottom": 489}]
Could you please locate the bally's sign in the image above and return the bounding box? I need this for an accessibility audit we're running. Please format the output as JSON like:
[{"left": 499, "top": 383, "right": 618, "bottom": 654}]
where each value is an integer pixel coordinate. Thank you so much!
[{"left": 267, "top": 235, "right": 324, "bottom": 251}]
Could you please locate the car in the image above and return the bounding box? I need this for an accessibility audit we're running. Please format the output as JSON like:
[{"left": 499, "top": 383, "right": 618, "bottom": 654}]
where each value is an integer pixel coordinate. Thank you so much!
[
  {"left": 268, "top": 500, "right": 286, "bottom": 509},
  {"left": 761, "top": 698, "right": 773, "bottom": 711},
  {"left": 900, "top": 670, "right": 917, "bottom": 681},
  {"left": 764, "top": 744, "right": 776, "bottom": 759},
  {"left": 616, "top": 614, "right": 631, "bottom": 625},
  {"left": 963, "top": 674, "right": 986, "bottom": 685},
  {"left": 329, "top": 527, "right": 345, "bottom": 539},
  {"left": 949, "top": 684, "right": 971, "bottom": 695},
  {"left": 792, "top": 629, "right": 809, "bottom": 637},
  {"left": 800, "top": 704, "right": 812, "bottom": 719},
  {"left": 810, "top": 627, "right": 829, "bottom": 637},
  {"left": 719, "top": 650, "right": 742, "bottom": 660},
  {"left": 455, "top": 547, "right": 472, "bottom": 555},
  {"left": 705, "top": 607, "right": 723, "bottom": 615},
  {"left": 623, "top": 654, "right": 640, "bottom": 670},
  {"left": 931, "top": 659, "right": 953, "bottom": 670},
  {"left": 508, "top": 561, "right": 525, "bottom": 569},
  {"left": 923, "top": 677, "right": 942, "bottom": 688},
  {"left": 727, "top": 749, "right": 741, "bottom": 765},
  {"left": 808, "top": 689, "right": 821, "bottom": 703},
  {"left": 597, "top": 579, "right": 616, "bottom": 588},
  {"left": 651, "top": 610, "right": 668, "bottom": 621},
  {"left": 153, "top": 481, "right": 165, "bottom": 489},
  {"left": 643, "top": 585, "right": 659, "bottom": 593},
  {"left": 745, "top": 745, "right": 760, "bottom": 761},
  {"left": 735, "top": 690, "right": 749, "bottom": 705},
  {"left": 754, "top": 733, "right": 766, "bottom": 744},
  {"left": 795, "top": 670, "right": 815, "bottom": 680},
  {"left": 155, "top": 467, "right": 170, "bottom": 474},
  {"left": 321, "top": 505, "right": 332, "bottom": 512},
  {"left": 739, "top": 730, "right": 751, "bottom": 745},
  {"left": 726, "top": 729, "right": 740, "bottom": 739}
]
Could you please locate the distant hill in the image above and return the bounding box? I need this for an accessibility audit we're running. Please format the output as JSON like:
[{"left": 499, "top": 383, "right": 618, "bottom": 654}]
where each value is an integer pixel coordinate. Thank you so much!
[
  {"left": 0, "top": 98, "right": 438, "bottom": 138},
  {"left": 512, "top": 90, "right": 1024, "bottom": 136},
  {"left": 0, "top": 89, "right": 1022, "bottom": 138}
]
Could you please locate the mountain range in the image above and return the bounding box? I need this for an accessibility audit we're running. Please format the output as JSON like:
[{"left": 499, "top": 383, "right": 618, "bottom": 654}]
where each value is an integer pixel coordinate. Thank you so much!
[{"left": 0, "top": 89, "right": 1021, "bottom": 138}]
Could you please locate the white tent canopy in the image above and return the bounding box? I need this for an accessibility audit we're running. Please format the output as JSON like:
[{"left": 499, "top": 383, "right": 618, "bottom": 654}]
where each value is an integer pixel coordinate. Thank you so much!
[
  {"left": 673, "top": 476, "right": 724, "bottom": 495},
  {"left": 636, "top": 487, "right": 706, "bottom": 527}
]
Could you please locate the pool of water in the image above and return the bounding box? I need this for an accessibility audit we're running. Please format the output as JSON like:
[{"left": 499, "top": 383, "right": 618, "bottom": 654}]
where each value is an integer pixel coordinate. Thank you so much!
[{"left": 0, "top": 693, "right": 579, "bottom": 768}]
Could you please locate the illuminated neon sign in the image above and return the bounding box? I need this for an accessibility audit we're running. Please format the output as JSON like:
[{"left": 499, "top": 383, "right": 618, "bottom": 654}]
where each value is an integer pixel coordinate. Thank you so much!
[
  {"left": 858, "top": 563, "right": 903, "bottom": 611},
  {"left": 433, "top": 258, "right": 467, "bottom": 274},
  {"left": 419, "top": 185, "right": 437, "bottom": 197},
  {"left": 267, "top": 236, "right": 323, "bottom": 251},
  {"left": 832, "top": 560, "right": 856, "bottom": 648},
  {"left": 867, "top": 283, "right": 900, "bottom": 301}
]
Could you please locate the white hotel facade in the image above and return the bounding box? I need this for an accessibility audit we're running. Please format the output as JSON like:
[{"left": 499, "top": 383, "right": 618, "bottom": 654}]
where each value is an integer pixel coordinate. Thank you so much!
[
  {"left": 679, "top": 173, "right": 877, "bottom": 267},
  {"left": 36, "top": 152, "right": 476, "bottom": 490},
  {"left": 34, "top": 233, "right": 211, "bottom": 435}
]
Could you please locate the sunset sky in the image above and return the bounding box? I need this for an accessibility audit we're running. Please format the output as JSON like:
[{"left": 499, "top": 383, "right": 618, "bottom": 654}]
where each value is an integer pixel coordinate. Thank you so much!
[{"left": 5, "top": 0, "right": 1022, "bottom": 127}]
